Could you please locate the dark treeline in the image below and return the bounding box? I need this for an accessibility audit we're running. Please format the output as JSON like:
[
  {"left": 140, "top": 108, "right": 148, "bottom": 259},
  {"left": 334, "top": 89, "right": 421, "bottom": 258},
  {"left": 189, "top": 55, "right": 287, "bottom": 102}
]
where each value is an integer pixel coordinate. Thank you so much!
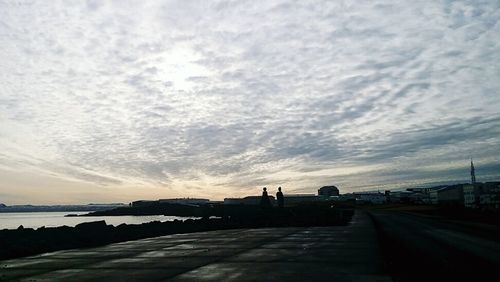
[{"left": 0, "top": 203, "right": 354, "bottom": 261}]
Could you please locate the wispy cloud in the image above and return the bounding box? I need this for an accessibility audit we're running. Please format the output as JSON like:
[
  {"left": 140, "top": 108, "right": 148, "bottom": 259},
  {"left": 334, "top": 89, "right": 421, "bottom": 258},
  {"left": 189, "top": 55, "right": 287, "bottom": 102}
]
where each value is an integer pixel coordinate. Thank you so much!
[{"left": 1, "top": 0, "right": 499, "bottom": 203}]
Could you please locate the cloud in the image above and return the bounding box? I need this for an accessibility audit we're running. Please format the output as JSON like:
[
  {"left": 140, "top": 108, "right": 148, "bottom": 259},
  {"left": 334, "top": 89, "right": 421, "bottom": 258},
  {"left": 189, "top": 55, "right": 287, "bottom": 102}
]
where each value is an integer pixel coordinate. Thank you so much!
[{"left": 1, "top": 0, "right": 500, "bottom": 203}]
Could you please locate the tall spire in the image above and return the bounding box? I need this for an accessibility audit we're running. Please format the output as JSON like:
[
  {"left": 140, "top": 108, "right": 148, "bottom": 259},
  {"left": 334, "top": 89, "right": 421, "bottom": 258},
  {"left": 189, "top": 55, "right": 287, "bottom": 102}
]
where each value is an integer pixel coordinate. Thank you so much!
[{"left": 470, "top": 158, "right": 476, "bottom": 184}]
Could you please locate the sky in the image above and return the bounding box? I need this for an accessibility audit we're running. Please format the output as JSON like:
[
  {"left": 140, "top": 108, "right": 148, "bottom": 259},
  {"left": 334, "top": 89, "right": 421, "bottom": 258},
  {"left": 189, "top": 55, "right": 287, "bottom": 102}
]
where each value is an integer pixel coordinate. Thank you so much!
[{"left": 1, "top": 0, "right": 500, "bottom": 204}]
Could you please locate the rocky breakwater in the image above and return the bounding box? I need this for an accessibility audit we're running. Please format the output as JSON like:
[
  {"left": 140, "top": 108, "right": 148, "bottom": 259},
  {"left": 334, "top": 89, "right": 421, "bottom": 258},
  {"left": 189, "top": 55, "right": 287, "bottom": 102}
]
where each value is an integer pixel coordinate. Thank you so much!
[{"left": 0, "top": 205, "right": 354, "bottom": 260}]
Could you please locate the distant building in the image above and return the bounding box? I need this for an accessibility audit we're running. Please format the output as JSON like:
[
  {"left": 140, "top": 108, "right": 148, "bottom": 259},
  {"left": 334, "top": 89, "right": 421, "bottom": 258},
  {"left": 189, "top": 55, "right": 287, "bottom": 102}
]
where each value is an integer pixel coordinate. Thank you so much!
[
  {"left": 429, "top": 189, "right": 439, "bottom": 205},
  {"left": 353, "top": 192, "right": 386, "bottom": 204},
  {"left": 479, "top": 182, "right": 500, "bottom": 210},
  {"left": 338, "top": 194, "right": 356, "bottom": 202},
  {"left": 389, "top": 191, "right": 413, "bottom": 204},
  {"left": 407, "top": 187, "right": 435, "bottom": 194},
  {"left": 463, "top": 184, "right": 480, "bottom": 208},
  {"left": 471, "top": 159, "right": 476, "bottom": 184},
  {"left": 462, "top": 182, "right": 500, "bottom": 210},
  {"left": 376, "top": 158, "right": 498, "bottom": 210},
  {"left": 405, "top": 187, "right": 443, "bottom": 204},
  {"left": 318, "top": 186, "right": 340, "bottom": 197},
  {"left": 465, "top": 159, "right": 500, "bottom": 210},
  {"left": 408, "top": 192, "right": 427, "bottom": 204},
  {"left": 437, "top": 185, "right": 464, "bottom": 206}
]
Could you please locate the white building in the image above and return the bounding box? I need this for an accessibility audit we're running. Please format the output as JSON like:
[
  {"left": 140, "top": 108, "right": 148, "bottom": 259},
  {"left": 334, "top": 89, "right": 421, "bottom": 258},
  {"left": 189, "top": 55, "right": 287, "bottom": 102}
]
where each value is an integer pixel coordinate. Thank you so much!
[
  {"left": 353, "top": 192, "right": 386, "bottom": 204},
  {"left": 463, "top": 184, "right": 478, "bottom": 208},
  {"left": 479, "top": 182, "right": 500, "bottom": 210},
  {"left": 429, "top": 189, "right": 440, "bottom": 205}
]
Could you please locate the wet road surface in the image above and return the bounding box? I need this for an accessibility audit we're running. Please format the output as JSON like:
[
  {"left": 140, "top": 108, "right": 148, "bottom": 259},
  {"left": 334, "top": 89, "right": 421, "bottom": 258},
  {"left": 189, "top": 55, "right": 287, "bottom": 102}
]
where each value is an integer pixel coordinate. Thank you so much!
[
  {"left": 0, "top": 212, "right": 390, "bottom": 281},
  {"left": 370, "top": 211, "right": 500, "bottom": 282}
]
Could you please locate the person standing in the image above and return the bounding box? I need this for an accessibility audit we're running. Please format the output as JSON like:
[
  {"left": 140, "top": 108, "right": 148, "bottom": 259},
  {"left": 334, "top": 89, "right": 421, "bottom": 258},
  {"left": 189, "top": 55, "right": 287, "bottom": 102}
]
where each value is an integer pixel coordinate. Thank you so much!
[
  {"left": 260, "top": 187, "right": 272, "bottom": 208},
  {"left": 276, "top": 187, "right": 284, "bottom": 208}
]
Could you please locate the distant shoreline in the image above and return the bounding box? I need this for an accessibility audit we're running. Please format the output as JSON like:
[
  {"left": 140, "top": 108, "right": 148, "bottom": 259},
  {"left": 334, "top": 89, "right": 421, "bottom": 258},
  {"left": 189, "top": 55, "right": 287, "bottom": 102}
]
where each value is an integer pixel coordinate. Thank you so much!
[
  {"left": 0, "top": 204, "right": 126, "bottom": 213},
  {"left": 0, "top": 212, "right": 198, "bottom": 230}
]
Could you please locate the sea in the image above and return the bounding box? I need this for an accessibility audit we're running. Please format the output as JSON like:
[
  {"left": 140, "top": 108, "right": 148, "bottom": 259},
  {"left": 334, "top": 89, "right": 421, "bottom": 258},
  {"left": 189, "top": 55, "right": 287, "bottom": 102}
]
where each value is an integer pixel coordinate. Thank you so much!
[{"left": 0, "top": 212, "right": 198, "bottom": 230}]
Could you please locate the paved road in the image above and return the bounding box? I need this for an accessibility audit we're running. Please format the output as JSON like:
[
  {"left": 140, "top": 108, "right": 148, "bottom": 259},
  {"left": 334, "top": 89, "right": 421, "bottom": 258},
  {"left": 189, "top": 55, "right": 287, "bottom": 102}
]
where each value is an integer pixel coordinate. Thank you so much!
[
  {"left": 0, "top": 212, "right": 390, "bottom": 281},
  {"left": 370, "top": 211, "right": 500, "bottom": 282}
]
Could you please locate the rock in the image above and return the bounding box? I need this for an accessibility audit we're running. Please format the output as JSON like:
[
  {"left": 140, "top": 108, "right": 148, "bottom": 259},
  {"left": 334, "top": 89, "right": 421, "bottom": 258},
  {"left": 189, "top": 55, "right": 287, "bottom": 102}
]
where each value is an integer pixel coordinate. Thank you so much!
[{"left": 75, "top": 220, "right": 108, "bottom": 232}]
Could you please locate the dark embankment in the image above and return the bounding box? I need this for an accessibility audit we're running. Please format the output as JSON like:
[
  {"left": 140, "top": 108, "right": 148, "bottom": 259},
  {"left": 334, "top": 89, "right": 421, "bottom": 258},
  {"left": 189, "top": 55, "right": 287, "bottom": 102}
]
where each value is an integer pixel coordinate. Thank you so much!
[
  {"left": 0, "top": 204, "right": 354, "bottom": 261},
  {"left": 84, "top": 203, "right": 208, "bottom": 217},
  {"left": 84, "top": 202, "right": 356, "bottom": 219}
]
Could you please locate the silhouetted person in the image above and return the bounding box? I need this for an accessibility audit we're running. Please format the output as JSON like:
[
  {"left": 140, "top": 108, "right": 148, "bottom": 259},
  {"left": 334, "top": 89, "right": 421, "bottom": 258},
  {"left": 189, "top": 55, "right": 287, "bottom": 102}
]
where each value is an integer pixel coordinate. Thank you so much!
[
  {"left": 260, "top": 187, "right": 271, "bottom": 209},
  {"left": 276, "top": 187, "right": 284, "bottom": 208}
]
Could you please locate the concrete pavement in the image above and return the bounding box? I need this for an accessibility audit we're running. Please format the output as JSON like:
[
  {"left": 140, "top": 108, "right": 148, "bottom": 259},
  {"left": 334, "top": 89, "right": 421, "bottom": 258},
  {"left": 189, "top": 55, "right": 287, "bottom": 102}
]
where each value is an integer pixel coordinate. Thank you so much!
[
  {"left": 0, "top": 212, "right": 390, "bottom": 281},
  {"left": 370, "top": 211, "right": 500, "bottom": 281}
]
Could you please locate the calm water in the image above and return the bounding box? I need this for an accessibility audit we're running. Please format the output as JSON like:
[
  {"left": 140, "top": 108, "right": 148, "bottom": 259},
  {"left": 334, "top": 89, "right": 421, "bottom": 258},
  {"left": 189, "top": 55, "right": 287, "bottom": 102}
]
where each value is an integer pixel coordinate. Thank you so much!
[{"left": 0, "top": 212, "right": 198, "bottom": 230}]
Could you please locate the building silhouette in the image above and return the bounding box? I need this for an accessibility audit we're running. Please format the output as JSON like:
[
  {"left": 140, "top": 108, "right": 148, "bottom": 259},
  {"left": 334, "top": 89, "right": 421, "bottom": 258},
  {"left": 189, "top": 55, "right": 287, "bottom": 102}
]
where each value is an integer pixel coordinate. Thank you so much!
[
  {"left": 470, "top": 159, "right": 476, "bottom": 184},
  {"left": 318, "top": 186, "right": 340, "bottom": 197}
]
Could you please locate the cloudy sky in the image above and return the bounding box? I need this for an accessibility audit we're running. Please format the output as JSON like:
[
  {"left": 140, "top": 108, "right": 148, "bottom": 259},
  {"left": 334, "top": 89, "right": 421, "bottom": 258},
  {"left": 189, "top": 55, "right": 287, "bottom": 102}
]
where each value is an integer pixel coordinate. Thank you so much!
[{"left": 1, "top": 0, "right": 500, "bottom": 204}]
